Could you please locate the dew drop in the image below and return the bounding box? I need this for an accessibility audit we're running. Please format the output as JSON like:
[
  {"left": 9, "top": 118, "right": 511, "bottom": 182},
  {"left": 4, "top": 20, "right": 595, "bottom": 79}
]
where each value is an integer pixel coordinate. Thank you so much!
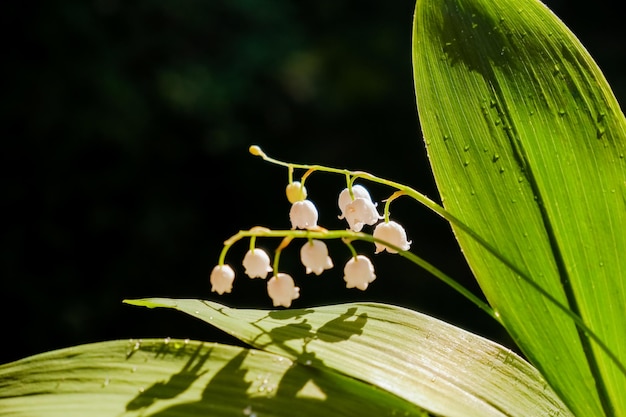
[
  {"left": 499, "top": 167, "right": 505, "bottom": 173},
  {"left": 102, "top": 378, "right": 110, "bottom": 387},
  {"left": 558, "top": 109, "right": 566, "bottom": 117},
  {"left": 492, "top": 154, "right": 500, "bottom": 162},
  {"left": 463, "top": 144, "right": 470, "bottom": 152},
  {"left": 463, "top": 160, "right": 470, "bottom": 167},
  {"left": 164, "top": 337, "right": 171, "bottom": 345},
  {"left": 443, "top": 134, "right": 450, "bottom": 141}
]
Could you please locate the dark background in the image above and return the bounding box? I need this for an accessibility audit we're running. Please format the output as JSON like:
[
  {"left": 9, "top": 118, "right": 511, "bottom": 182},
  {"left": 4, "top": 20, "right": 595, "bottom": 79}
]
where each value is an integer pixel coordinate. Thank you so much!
[{"left": 2, "top": 0, "right": 624, "bottom": 364}]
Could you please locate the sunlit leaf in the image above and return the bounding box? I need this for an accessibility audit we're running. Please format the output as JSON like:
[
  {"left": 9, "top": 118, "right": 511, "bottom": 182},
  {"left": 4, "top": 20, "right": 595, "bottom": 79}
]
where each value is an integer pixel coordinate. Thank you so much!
[
  {"left": 0, "top": 339, "right": 426, "bottom": 417},
  {"left": 126, "top": 298, "right": 574, "bottom": 417},
  {"left": 412, "top": 0, "right": 626, "bottom": 415}
]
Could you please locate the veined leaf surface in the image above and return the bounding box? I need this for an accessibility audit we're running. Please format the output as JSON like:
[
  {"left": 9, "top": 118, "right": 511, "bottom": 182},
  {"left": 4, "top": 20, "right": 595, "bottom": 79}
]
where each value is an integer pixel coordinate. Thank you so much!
[
  {"left": 126, "top": 298, "right": 574, "bottom": 417},
  {"left": 0, "top": 339, "right": 426, "bottom": 417},
  {"left": 412, "top": 0, "right": 626, "bottom": 415}
]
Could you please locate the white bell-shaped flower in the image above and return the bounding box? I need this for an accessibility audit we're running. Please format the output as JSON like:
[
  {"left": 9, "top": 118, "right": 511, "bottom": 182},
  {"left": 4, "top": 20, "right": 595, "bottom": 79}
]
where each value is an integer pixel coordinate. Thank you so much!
[
  {"left": 338, "top": 184, "right": 372, "bottom": 218},
  {"left": 242, "top": 248, "right": 273, "bottom": 279},
  {"left": 289, "top": 200, "right": 318, "bottom": 229},
  {"left": 286, "top": 181, "right": 307, "bottom": 203},
  {"left": 343, "top": 198, "right": 381, "bottom": 232},
  {"left": 343, "top": 255, "right": 376, "bottom": 290},
  {"left": 300, "top": 240, "right": 333, "bottom": 275},
  {"left": 267, "top": 273, "right": 300, "bottom": 307},
  {"left": 210, "top": 264, "right": 235, "bottom": 294},
  {"left": 338, "top": 185, "right": 381, "bottom": 231},
  {"left": 373, "top": 220, "right": 411, "bottom": 254}
]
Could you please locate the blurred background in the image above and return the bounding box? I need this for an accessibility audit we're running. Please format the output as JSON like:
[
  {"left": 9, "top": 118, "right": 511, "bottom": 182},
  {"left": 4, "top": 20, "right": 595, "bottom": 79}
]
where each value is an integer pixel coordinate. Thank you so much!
[{"left": 2, "top": 0, "right": 624, "bottom": 364}]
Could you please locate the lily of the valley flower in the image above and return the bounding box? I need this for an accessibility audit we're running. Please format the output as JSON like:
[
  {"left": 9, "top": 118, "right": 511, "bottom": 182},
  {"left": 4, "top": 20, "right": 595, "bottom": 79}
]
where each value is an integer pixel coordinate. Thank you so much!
[
  {"left": 210, "top": 264, "right": 235, "bottom": 294},
  {"left": 267, "top": 273, "right": 300, "bottom": 307},
  {"left": 286, "top": 181, "right": 307, "bottom": 203},
  {"left": 242, "top": 248, "right": 273, "bottom": 279},
  {"left": 300, "top": 239, "right": 333, "bottom": 275},
  {"left": 338, "top": 185, "right": 381, "bottom": 232},
  {"left": 343, "top": 255, "right": 376, "bottom": 290},
  {"left": 343, "top": 198, "right": 381, "bottom": 232},
  {"left": 290, "top": 200, "right": 319, "bottom": 229},
  {"left": 373, "top": 220, "right": 411, "bottom": 254},
  {"left": 338, "top": 184, "right": 372, "bottom": 214}
]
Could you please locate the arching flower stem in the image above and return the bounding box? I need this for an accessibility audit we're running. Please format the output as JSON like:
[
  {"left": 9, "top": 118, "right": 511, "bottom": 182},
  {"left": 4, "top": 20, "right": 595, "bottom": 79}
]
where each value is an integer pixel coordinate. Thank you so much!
[
  {"left": 383, "top": 191, "right": 405, "bottom": 223},
  {"left": 249, "top": 145, "right": 533, "bottom": 297},
  {"left": 273, "top": 236, "right": 293, "bottom": 276},
  {"left": 221, "top": 226, "right": 496, "bottom": 321},
  {"left": 341, "top": 238, "right": 359, "bottom": 260}
]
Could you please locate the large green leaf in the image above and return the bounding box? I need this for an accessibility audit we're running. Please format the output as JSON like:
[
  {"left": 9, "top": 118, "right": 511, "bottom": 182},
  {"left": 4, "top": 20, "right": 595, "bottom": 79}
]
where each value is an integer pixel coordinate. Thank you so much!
[
  {"left": 412, "top": 0, "right": 626, "bottom": 415},
  {"left": 0, "top": 339, "right": 426, "bottom": 417},
  {"left": 126, "top": 298, "right": 574, "bottom": 417}
]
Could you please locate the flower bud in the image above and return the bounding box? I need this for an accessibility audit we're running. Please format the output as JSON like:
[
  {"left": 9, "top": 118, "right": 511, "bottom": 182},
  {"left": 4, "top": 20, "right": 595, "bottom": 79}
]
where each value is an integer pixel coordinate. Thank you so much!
[
  {"left": 267, "top": 273, "right": 300, "bottom": 307},
  {"left": 289, "top": 200, "right": 318, "bottom": 229},
  {"left": 373, "top": 220, "right": 411, "bottom": 254},
  {"left": 343, "top": 255, "right": 376, "bottom": 290},
  {"left": 286, "top": 181, "right": 308, "bottom": 203},
  {"left": 242, "top": 248, "right": 273, "bottom": 279},
  {"left": 210, "top": 265, "right": 235, "bottom": 294},
  {"left": 300, "top": 240, "right": 333, "bottom": 275}
]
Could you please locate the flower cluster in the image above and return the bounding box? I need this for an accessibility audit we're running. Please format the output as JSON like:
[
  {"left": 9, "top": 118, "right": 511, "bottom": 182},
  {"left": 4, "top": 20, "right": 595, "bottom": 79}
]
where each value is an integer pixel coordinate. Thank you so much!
[{"left": 209, "top": 147, "right": 412, "bottom": 308}]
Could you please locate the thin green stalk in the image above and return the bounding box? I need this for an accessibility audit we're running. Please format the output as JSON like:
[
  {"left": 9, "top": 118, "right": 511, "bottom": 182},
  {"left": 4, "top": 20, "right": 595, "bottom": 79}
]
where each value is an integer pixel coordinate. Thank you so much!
[{"left": 222, "top": 227, "right": 496, "bottom": 321}]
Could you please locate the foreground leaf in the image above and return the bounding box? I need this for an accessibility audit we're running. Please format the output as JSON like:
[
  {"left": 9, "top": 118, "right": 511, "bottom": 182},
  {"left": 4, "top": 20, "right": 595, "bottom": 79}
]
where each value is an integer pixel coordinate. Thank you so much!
[
  {"left": 412, "top": 0, "right": 626, "bottom": 415},
  {"left": 0, "top": 339, "right": 426, "bottom": 417},
  {"left": 127, "top": 298, "right": 574, "bottom": 417}
]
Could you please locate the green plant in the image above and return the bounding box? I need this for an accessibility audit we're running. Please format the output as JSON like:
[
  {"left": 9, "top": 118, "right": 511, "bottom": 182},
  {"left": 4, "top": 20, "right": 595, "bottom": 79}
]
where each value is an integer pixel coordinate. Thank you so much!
[{"left": 2, "top": 0, "right": 624, "bottom": 416}]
